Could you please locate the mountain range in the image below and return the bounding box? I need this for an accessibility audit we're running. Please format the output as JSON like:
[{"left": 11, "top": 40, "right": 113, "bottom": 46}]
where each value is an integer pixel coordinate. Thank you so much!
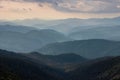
[
  {"left": 69, "top": 25, "right": 120, "bottom": 40},
  {"left": 1, "top": 17, "right": 120, "bottom": 41},
  {"left": 0, "top": 17, "right": 120, "bottom": 57},
  {"left": 67, "top": 56, "right": 120, "bottom": 80},
  {"left": 0, "top": 49, "right": 63, "bottom": 80},
  {"left": 24, "top": 52, "right": 87, "bottom": 69},
  {"left": 0, "top": 17, "right": 120, "bottom": 80},
  {"left": 0, "top": 28, "right": 70, "bottom": 52},
  {"left": 38, "top": 39, "right": 120, "bottom": 58},
  {"left": 0, "top": 49, "right": 120, "bottom": 80},
  {"left": 0, "top": 24, "right": 36, "bottom": 33},
  {"left": 13, "top": 17, "right": 120, "bottom": 34}
]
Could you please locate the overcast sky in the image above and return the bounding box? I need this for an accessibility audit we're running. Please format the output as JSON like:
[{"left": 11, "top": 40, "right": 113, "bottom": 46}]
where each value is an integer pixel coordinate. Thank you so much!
[{"left": 0, "top": 0, "right": 120, "bottom": 20}]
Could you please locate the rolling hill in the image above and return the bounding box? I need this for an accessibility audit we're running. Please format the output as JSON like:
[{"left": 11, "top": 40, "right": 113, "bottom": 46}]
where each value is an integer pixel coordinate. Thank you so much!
[
  {"left": 0, "top": 25, "right": 36, "bottom": 33},
  {"left": 0, "top": 49, "right": 64, "bottom": 80},
  {"left": 0, "top": 29, "right": 70, "bottom": 52},
  {"left": 1, "top": 18, "right": 120, "bottom": 41},
  {"left": 69, "top": 26, "right": 120, "bottom": 41},
  {"left": 38, "top": 39, "right": 120, "bottom": 58},
  {"left": 24, "top": 52, "right": 87, "bottom": 69},
  {"left": 0, "top": 49, "right": 120, "bottom": 80},
  {"left": 67, "top": 56, "right": 120, "bottom": 80},
  {"left": 13, "top": 17, "right": 120, "bottom": 34}
]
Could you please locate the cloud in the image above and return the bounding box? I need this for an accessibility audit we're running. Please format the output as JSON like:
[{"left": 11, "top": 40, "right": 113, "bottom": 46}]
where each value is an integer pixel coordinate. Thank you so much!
[
  {"left": 53, "top": 0, "right": 120, "bottom": 13},
  {"left": 1, "top": 0, "right": 120, "bottom": 13},
  {"left": 10, "top": 7, "right": 33, "bottom": 13}
]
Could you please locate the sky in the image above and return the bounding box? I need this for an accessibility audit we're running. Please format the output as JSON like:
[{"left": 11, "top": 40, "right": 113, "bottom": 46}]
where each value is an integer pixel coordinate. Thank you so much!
[{"left": 0, "top": 0, "right": 120, "bottom": 20}]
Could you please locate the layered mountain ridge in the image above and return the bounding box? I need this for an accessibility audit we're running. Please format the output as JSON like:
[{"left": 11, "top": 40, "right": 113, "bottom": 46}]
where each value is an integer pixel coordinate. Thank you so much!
[
  {"left": 0, "top": 49, "right": 120, "bottom": 80},
  {"left": 38, "top": 39, "right": 120, "bottom": 58}
]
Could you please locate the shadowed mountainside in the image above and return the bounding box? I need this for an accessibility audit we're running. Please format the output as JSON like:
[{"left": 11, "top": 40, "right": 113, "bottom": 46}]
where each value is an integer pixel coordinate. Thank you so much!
[
  {"left": 0, "top": 49, "right": 120, "bottom": 80},
  {"left": 24, "top": 52, "right": 87, "bottom": 69},
  {"left": 0, "top": 49, "right": 65, "bottom": 80},
  {"left": 67, "top": 56, "right": 120, "bottom": 80}
]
